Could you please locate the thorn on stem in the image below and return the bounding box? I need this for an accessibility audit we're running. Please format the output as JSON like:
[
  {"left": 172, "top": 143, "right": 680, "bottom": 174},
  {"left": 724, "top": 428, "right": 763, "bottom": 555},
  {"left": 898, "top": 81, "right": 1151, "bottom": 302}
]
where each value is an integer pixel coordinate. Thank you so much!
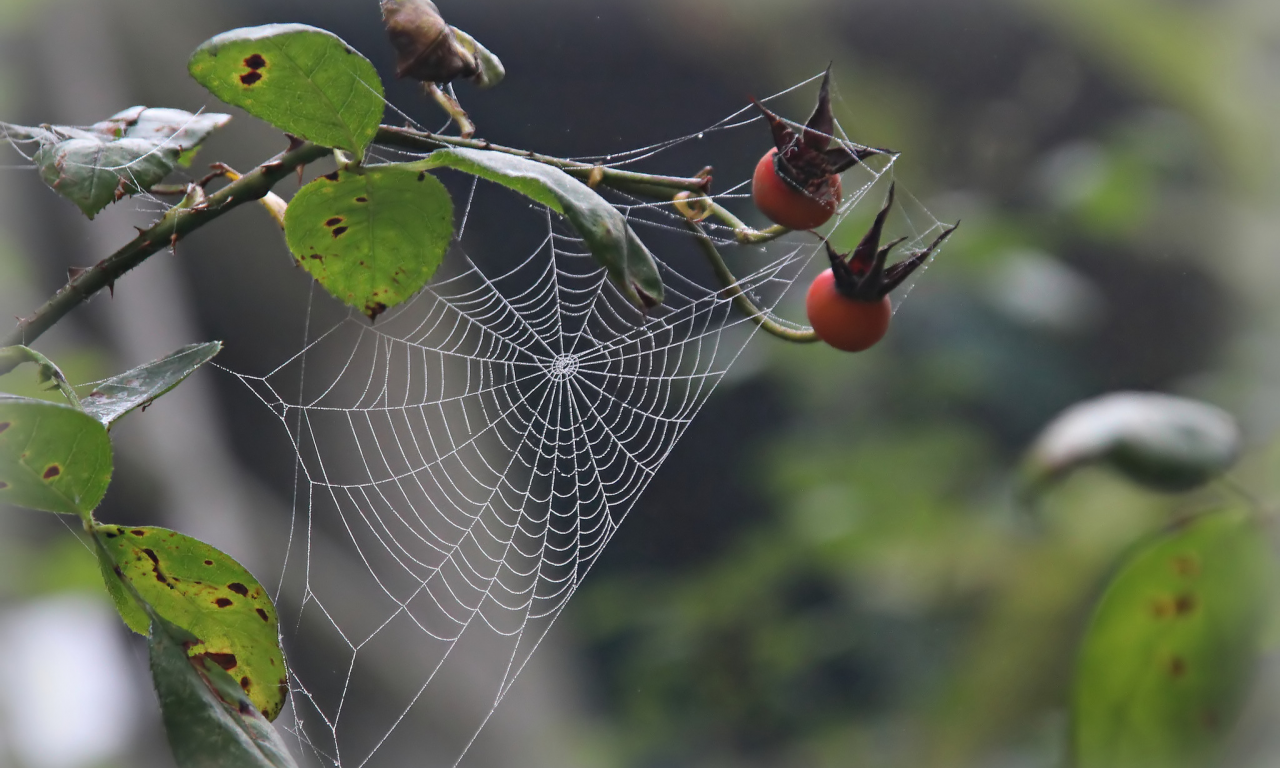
[{"left": 199, "top": 163, "right": 237, "bottom": 188}]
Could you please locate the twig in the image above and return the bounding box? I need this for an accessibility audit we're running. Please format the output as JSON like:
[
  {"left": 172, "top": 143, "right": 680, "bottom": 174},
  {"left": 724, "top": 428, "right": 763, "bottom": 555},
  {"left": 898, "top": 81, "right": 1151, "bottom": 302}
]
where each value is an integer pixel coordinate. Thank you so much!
[
  {"left": 147, "top": 184, "right": 193, "bottom": 196},
  {"left": 699, "top": 199, "right": 789, "bottom": 244},
  {"left": 375, "top": 125, "right": 713, "bottom": 197},
  {"left": 4, "top": 140, "right": 330, "bottom": 348},
  {"left": 10, "top": 125, "right": 789, "bottom": 349},
  {"left": 684, "top": 220, "right": 818, "bottom": 344},
  {"left": 426, "top": 84, "right": 475, "bottom": 139},
  {"left": 378, "top": 125, "right": 794, "bottom": 243}
]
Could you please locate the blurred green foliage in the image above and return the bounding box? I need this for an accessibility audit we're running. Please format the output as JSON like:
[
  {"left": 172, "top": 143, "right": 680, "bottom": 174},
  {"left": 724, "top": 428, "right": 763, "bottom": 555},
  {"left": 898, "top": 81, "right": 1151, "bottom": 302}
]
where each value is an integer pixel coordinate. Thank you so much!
[{"left": 570, "top": 1, "right": 1280, "bottom": 767}]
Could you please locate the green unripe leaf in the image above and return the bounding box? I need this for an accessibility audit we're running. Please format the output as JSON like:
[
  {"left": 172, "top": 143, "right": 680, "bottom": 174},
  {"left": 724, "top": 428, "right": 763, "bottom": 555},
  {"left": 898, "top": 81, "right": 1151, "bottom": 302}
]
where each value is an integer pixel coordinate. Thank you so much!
[
  {"left": 0, "top": 394, "right": 112, "bottom": 519},
  {"left": 1071, "top": 509, "right": 1279, "bottom": 768},
  {"left": 96, "top": 525, "right": 287, "bottom": 720},
  {"left": 149, "top": 613, "right": 298, "bottom": 768},
  {"left": 189, "top": 24, "right": 385, "bottom": 155},
  {"left": 412, "top": 148, "right": 664, "bottom": 308},
  {"left": 81, "top": 341, "right": 222, "bottom": 427},
  {"left": 1021, "top": 392, "right": 1240, "bottom": 496},
  {"left": 285, "top": 164, "right": 454, "bottom": 319}
]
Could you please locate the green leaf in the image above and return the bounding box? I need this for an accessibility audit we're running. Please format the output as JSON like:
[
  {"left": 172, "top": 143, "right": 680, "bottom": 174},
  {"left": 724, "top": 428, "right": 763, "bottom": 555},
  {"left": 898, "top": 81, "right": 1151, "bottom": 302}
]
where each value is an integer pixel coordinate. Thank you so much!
[
  {"left": 80, "top": 342, "right": 222, "bottom": 427},
  {"left": 0, "top": 395, "right": 112, "bottom": 518},
  {"left": 34, "top": 137, "right": 172, "bottom": 218},
  {"left": 96, "top": 525, "right": 287, "bottom": 720},
  {"left": 1020, "top": 392, "right": 1240, "bottom": 497},
  {"left": 0, "top": 345, "right": 81, "bottom": 407},
  {"left": 9, "top": 107, "right": 230, "bottom": 219},
  {"left": 1071, "top": 509, "right": 1278, "bottom": 768},
  {"left": 284, "top": 164, "right": 453, "bottom": 319},
  {"left": 411, "top": 148, "right": 664, "bottom": 308},
  {"left": 149, "top": 613, "right": 298, "bottom": 768},
  {"left": 189, "top": 24, "right": 385, "bottom": 155}
]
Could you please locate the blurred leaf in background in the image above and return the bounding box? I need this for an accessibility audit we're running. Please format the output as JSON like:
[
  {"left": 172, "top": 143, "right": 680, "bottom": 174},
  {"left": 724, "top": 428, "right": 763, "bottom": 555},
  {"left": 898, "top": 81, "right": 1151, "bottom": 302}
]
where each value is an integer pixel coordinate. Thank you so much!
[{"left": 1071, "top": 509, "right": 1279, "bottom": 768}]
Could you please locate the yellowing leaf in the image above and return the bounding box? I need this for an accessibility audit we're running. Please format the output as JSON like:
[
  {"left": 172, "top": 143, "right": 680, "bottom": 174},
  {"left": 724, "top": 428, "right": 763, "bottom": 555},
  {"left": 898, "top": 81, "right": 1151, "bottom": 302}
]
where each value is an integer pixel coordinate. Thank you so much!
[
  {"left": 284, "top": 164, "right": 453, "bottom": 319},
  {"left": 97, "top": 525, "right": 287, "bottom": 720}
]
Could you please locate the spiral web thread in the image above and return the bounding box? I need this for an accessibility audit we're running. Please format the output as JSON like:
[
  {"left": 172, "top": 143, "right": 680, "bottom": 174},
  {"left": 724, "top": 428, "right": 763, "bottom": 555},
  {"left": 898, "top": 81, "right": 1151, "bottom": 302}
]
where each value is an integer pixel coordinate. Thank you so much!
[{"left": 7, "top": 75, "right": 952, "bottom": 767}]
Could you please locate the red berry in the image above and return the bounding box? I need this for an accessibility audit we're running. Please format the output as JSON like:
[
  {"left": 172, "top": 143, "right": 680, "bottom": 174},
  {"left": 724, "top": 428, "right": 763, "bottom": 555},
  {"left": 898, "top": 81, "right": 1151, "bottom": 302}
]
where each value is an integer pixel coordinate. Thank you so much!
[
  {"left": 748, "top": 70, "right": 889, "bottom": 232},
  {"left": 805, "top": 268, "right": 892, "bottom": 352},
  {"left": 752, "top": 148, "right": 841, "bottom": 231}
]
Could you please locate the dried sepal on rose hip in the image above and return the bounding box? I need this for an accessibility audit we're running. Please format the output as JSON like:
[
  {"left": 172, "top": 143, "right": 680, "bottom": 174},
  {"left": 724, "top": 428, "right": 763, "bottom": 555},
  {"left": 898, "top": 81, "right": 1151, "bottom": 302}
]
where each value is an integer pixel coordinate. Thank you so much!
[
  {"left": 380, "top": 0, "right": 503, "bottom": 88},
  {"left": 381, "top": 0, "right": 505, "bottom": 138},
  {"left": 806, "top": 184, "right": 958, "bottom": 352},
  {"left": 751, "top": 69, "right": 893, "bottom": 231}
]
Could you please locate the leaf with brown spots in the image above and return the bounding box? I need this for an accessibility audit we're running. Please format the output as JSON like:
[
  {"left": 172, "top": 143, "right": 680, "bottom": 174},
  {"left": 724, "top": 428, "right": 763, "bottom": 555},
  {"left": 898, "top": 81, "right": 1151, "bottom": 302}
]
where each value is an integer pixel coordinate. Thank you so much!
[
  {"left": 1071, "top": 509, "right": 1279, "bottom": 768},
  {"left": 148, "top": 611, "right": 298, "bottom": 767},
  {"left": 284, "top": 164, "right": 453, "bottom": 319},
  {"left": 80, "top": 341, "right": 222, "bottom": 427},
  {"left": 95, "top": 524, "right": 287, "bottom": 720},
  {"left": 188, "top": 24, "right": 384, "bottom": 154},
  {"left": 0, "top": 394, "right": 112, "bottom": 519}
]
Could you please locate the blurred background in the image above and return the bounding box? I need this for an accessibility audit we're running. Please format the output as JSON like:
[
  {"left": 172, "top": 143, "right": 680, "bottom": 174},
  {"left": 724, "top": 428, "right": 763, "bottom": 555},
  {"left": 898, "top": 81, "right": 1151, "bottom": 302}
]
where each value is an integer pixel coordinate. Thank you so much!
[{"left": 2, "top": 0, "right": 1280, "bottom": 766}]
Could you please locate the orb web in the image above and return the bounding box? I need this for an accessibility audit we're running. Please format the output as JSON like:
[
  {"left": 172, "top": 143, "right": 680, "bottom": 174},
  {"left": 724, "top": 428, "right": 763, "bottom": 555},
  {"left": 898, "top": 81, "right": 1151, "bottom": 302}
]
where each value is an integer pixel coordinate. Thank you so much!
[
  {"left": 6, "top": 73, "right": 955, "bottom": 768},
  {"left": 225, "top": 74, "right": 957, "bottom": 768}
]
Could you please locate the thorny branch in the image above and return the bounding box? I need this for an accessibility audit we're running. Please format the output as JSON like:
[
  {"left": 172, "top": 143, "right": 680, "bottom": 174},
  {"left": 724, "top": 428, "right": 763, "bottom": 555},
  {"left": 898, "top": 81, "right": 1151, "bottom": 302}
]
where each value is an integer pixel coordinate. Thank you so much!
[
  {"left": 7, "top": 126, "right": 797, "bottom": 349},
  {"left": 4, "top": 139, "right": 330, "bottom": 348}
]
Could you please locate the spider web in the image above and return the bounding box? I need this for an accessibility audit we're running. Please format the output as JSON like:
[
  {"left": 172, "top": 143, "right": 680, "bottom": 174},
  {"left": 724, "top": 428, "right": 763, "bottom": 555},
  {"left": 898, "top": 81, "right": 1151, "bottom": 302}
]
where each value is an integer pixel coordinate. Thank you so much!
[
  {"left": 235, "top": 76, "right": 954, "bottom": 768},
  {"left": 6, "top": 74, "right": 953, "bottom": 768}
]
